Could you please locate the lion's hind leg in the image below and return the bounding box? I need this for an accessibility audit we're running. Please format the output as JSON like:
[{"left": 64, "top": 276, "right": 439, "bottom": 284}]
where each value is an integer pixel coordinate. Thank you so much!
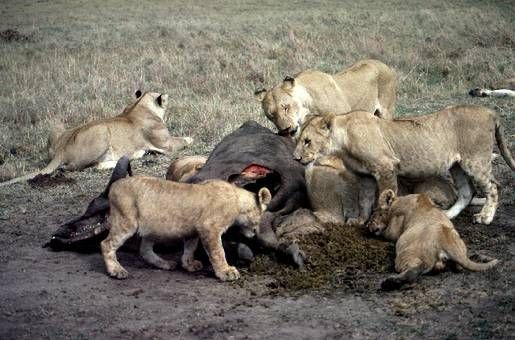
[
  {"left": 445, "top": 165, "right": 474, "bottom": 219},
  {"left": 458, "top": 161, "right": 498, "bottom": 225},
  {"left": 140, "top": 237, "right": 177, "bottom": 270},
  {"left": 381, "top": 259, "right": 428, "bottom": 291}
]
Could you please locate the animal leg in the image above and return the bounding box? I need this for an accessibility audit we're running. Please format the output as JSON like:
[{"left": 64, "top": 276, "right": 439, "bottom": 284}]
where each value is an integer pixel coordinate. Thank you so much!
[
  {"left": 445, "top": 165, "right": 473, "bottom": 219},
  {"left": 199, "top": 226, "right": 240, "bottom": 281},
  {"left": 101, "top": 211, "right": 137, "bottom": 279},
  {"left": 256, "top": 211, "right": 279, "bottom": 249},
  {"left": 460, "top": 162, "right": 498, "bottom": 225},
  {"left": 370, "top": 161, "right": 398, "bottom": 197},
  {"left": 381, "top": 261, "right": 427, "bottom": 291},
  {"left": 139, "top": 237, "right": 177, "bottom": 270},
  {"left": 181, "top": 236, "right": 203, "bottom": 272}
]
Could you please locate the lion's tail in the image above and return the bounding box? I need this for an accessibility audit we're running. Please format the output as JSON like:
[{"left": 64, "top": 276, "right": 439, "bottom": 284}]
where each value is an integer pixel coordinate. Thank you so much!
[
  {"left": 0, "top": 157, "right": 62, "bottom": 187},
  {"left": 495, "top": 118, "right": 515, "bottom": 171}
]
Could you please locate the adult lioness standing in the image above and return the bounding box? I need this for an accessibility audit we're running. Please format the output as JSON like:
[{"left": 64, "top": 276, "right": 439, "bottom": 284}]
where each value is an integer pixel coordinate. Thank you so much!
[
  {"left": 0, "top": 91, "right": 193, "bottom": 186},
  {"left": 255, "top": 59, "right": 396, "bottom": 137},
  {"left": 294, "top": 105, "right": 515, "bottom": 225}
]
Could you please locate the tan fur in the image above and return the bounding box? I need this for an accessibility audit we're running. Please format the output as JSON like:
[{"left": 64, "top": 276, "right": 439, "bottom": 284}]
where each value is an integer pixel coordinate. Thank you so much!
[
  {"left": 368, "top": 190, "right": 498, "bottom": 290},
  {"left": 165, "top": 155, "right": 207, "bottom": 182},
  {"left": 256, "top": 59, "right": 396, "bottom": 137},
  {"left": 0, "top": 91, "right": 193, "bottom": 186},
  {"left": 305, "top": 155, "right": 375, "bottom": 225},
  {"left": 101, "top": 177, "right": 271, "bottom": 281},
  {"left": 295, "top": 105, "right": 514, "bottom": 225},
  {"left": 306, "top": 156, "right": 458, "bottom": 226}
]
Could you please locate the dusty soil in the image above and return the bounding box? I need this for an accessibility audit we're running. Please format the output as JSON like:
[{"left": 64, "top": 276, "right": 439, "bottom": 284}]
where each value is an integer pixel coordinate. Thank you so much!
[{"left": 0, "top": 152, "right": 513, "bottom": 339}]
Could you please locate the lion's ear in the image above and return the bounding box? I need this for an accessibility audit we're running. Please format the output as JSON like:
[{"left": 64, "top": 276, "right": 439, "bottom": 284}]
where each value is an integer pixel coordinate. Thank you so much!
[
  {"left": 157, "top": 94, "right": 168, "bottom": 108},
  {"left": 281, "top": 76, "right": 295, "bottom": 91},
  {"left": 320, "top": 113, "right": 336, "bottom": 131},
  {"left": 258, "top": 187, "right": 272, "bottom": 211},
  {"left": 254, "top": 88, "right": 267, "bottom": 102},
  {"left": 378, "top": 189, "right": 396, "bottom": 210},
  {"left": 135, "top": 90, "right": 142, "bottom": 98}
]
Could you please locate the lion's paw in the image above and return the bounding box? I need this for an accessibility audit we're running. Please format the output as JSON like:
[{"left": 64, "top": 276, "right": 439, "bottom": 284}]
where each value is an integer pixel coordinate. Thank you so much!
[
  {"left": 108, "top": 267, "right": 129, "bottom": 280},
  {"left": 183, "top": 259, "right": 203, "bottom": 272},
  {"left": 216, "top": 266, "right": 240, "bottom": 281}
]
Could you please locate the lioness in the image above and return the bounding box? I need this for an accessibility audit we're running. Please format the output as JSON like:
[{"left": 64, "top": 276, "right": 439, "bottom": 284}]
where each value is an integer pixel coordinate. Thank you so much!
[
  {"left": 294, "top": 105, "right": 515, "bottom": 224},
  {"left": 255, "top": 59, "right": 396, "bottom": 137},
  {"left": 0, "top": 90, "right": 193, "bottom": 186},
  {"left": 368, "top": 190, "right": 498, "bottom": 290},
  {"left": 101, "top": 177, "right": 271, "bottom": 281},
  {"left": 165, "top": 155, "right": 207, "bottom": 182},
  {"left": 305, "top": 155, "right": 376, "bottom": 225},
  {"left": 306, "top": 155, "right": 461, "bottom": 225}
]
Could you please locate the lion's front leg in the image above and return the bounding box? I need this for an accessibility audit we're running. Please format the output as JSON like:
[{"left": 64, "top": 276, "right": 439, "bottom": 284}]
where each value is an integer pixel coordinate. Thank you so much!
[
  {"left": 369, "top": 162, "right": 398, "bottom": 197},
  {"left": 198, "top": 226, "right": 240, "bottom": 281},
  {"left": 181, "top": 236, "right": 203, "bottom": 272},
  {"left": 149, "top": 128, "right": 194, "bottom": 154}
]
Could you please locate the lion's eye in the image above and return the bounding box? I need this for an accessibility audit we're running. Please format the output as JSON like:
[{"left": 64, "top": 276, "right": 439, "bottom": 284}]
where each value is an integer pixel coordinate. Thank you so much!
[
  {"left": 281, "top": 104, "right": 289, "bottom": 112},
  {"left": 304, "top": 138, "right": 311, "bottom": 146}
]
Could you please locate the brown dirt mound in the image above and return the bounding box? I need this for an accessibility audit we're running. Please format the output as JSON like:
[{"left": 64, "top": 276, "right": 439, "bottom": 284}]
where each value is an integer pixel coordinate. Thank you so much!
[
  {"left": 28, "top": 173, "right": 76, "bottom": 187},
  {"left": 246, "top": 224, "right": 395, "bottom": 293}
]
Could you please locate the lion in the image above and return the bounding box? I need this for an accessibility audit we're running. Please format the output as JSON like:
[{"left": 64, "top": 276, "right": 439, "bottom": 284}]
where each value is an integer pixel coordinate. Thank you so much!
[
  {"left": 469, "top": 77, "right": 515, "bottom": 98},
  {"left": 255, "top": 59, "right": 396, "bottom": 137},
  {"left": 294, "top": 105, "right": 515, "bottom": 225},
  {"left": 101, "top": 177, "right": 271, "bottom": 281},
  {"left": 165, "top": 155, "right": 207, "bottom": 182},
  {"left": 0, "top": 90, "right": 193, "bottom": 186},
  {"left": 306, "top": 155, "right": 462, "bottom": 226},
  {"left": 305, "top": 155, "right": 376, "bottom": 225},
  {"left": 368, "top": 190, "right": 498, "bottom": 290}
]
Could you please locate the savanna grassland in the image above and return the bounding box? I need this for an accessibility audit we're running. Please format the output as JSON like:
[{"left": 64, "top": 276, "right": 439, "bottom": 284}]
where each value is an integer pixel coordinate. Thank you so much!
[{"left": 0, "top": 1, "right": 513, "bottom": 339}]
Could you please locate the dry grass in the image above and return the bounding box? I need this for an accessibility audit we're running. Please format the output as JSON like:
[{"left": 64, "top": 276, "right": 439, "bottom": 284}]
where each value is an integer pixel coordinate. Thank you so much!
[{"left": 0, "top": 0, "right": 513, "bottom": 178}]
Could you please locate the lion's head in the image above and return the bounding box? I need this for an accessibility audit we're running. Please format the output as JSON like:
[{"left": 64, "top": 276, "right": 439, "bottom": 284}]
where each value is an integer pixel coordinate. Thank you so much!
[
  {"left": 367, "top": 189, "right": 397, "bottom": 236},
  {"left": 255, "top": 76, "right": 311, "bottom": 137},
  {"left": 125, "top": 90, "right": 169, "bottom": 120},
  {"left": 293, "top": 113, "right": 335, "bottom": 165}
]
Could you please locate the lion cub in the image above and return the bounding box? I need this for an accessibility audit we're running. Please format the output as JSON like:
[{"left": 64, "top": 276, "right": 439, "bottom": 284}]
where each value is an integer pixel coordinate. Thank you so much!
[
  {"left": 368, "top": 190, "right": 498, "bottom": 291},
  {"left": 101, "top": 177, "right": 271, "bottom": 281}
]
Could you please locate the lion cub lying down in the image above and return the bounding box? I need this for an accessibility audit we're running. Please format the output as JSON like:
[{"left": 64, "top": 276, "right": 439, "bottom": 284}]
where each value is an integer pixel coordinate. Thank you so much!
[
  {"left": 368, "top": 190, "right": 498, "bottom": 291},
  {"left": 101, "top": 177, "right": 271, "bottom": 281}
]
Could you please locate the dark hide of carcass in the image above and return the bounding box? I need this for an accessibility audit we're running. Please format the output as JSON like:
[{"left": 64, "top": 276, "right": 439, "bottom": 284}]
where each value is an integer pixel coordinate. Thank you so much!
[
  {"left": 187, "top": 121, "right": 309, "bottom": 266},
  {"left": 45, "top": 156, "right": 132, "bottom": 251}
]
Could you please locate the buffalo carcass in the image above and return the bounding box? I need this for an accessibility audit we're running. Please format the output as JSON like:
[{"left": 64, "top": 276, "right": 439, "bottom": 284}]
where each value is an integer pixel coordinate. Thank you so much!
[{"left": 185, "top": 121, "right": 309, "bottom": 266}]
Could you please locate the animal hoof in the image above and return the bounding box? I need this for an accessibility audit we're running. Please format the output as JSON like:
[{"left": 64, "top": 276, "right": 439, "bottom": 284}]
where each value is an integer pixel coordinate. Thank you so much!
[
  {"left": 380, "top": 277, "right": 403, "bottom": 291},
  {"left": 109, "top": 267, "right": 129, "bottom": 280},
  {"left": 217, "top": 266, "right": 240, "bottom": 281},
  {"left": 183, "top": 260, "right": 203, "bottom": 272}
]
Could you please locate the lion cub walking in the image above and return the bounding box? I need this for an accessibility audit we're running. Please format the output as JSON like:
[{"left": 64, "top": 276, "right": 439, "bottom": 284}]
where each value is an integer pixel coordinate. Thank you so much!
[
  {"left": 101, "top": 177, "right": 271, "bottom": 281},
  {"left": 368, "top": 190, "right": 498, "bottom": 290}
]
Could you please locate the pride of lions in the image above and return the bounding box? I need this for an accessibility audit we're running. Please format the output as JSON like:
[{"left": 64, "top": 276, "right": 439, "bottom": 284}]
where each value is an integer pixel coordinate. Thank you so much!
[{"left": 2, "top": 59, "right": 513, "bottom": 290}]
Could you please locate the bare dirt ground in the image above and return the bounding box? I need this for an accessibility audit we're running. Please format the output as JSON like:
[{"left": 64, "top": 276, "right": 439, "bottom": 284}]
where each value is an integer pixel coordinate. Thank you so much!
[
  {"left": 0, "top": 0, "right": 513, "bottom": 338},
  {"left": 0, "top": 150, "right": 513, "bottom": 339}
]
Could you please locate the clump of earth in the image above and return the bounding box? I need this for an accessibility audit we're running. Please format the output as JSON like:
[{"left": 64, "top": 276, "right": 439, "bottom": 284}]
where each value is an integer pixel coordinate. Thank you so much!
[{"left": 244, "top": 223, "right": 395, "bottom": 293}]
